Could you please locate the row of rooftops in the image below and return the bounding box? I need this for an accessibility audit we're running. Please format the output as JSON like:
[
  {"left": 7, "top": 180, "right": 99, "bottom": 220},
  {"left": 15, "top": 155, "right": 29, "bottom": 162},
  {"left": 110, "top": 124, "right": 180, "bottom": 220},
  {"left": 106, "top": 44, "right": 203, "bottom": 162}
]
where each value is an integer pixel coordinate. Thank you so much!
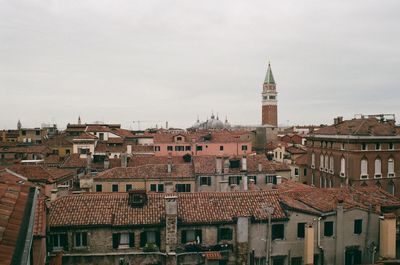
[{"left": 48, "top": 183, "right": 400, "bottom": 228}]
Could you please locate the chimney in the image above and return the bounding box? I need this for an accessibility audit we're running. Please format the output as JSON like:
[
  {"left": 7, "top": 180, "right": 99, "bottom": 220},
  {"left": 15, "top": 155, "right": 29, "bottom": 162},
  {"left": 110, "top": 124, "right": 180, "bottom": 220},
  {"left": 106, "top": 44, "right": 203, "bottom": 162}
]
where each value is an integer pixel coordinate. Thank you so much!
[
  {"left": 167, "top": 156, "right": 172, "bottom": 173},
  {"left": 236, "top": 217, "right": 250, "bottom": 264},
  {"left": 104, "top": 157, "right": 110, "bottom": 169},
  {"left": 121, "top": 153, "right": 128, "bottom": 168},
  {"left": 86, "top": 153, "right": 92, "bottom": 171},
  {"left": 165, "top": 196, "right": 178, "bottom": 252},
  {"left": 50, "top": 189, "right": 58, "bottom": 202},
  {"left": 166, "top": 121, "right": 169, "bottom": 129},
  {"left": 380, "top": 213, "right": 396, "bottom": 259},
  {"left": 241, "top": 156, "right": 247, "bottom": 171},
  {"left": 223, "top": 158, "right": 230, "bottom": 174},
  {"left": 216, "top": 157, "right": 223, "bottom": 174},
  {"left": 219, "top": 180, "right": 229, "bottom": 192},
  {"left": 242, "top": 175, "right": 248, "bottom": 191},
  {"left": 127, "top": 144, "right": 132, "bottom": 154},
  {"left": 304, "top": 224, "right": 314, "bottom": 265},
  {"left": 248, "top": 179, "right": 256, "bottom": 190},
  {"left": 276, "top": 175, "right": 282, "bottom": 185}
]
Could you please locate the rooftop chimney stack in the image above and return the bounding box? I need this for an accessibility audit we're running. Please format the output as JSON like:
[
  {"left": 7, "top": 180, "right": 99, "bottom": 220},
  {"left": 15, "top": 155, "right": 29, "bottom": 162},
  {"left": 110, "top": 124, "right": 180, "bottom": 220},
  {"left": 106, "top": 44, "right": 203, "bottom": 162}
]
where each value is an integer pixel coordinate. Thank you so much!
[
  {"left": 241, "top": 156, "right": 247, "bottom": 172},
  {"left": 165, "top": 196, "right": 178, "bottom": 252}
]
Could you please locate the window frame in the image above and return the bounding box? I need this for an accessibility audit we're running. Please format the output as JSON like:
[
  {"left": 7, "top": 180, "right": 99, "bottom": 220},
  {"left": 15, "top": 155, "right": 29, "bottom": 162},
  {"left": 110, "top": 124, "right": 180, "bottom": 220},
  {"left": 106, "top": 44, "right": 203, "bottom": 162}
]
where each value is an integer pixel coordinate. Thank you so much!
[
  {"left": 74, "top": 232, "right": 88, "bottom": 248},
  {"left": 354, "top": 219, "right": 362, "bottom": 235},
  {"left": 323, "top": 221, "right": 334, "bottom": 237},
  {"left": 271, "top": 223, "right": 284, "bottom": 240}
]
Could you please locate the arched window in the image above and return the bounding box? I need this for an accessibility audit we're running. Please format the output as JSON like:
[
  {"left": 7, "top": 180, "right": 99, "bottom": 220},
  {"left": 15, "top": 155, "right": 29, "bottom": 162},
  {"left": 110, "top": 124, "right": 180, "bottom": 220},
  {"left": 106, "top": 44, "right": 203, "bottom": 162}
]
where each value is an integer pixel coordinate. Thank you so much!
[
  {"left": 329, "top": 156, "right": 334, "bottom": 173},
  {"left": 374, "top": 158, "right": 382, "bottom": 178},
  {"left": 340, "top": 157, "right": 346, "bottom": 176},
  {"left": 360, "top": 159, "right": 368, "bottom": 179},
  {"left": 311, "top": 153, "right": 315, "bottom": 168},
  {"left": 387, "top": 181, "right": 395, "bottom": 195},
  {"left": 324, "top": 154, "right": 329, "bottom": 170},
  {"left": 320, "top": 154, "right": 324, "bottom": 170},
  {"left": 388, "top": 158, "right": 395, "bottom": 178}
]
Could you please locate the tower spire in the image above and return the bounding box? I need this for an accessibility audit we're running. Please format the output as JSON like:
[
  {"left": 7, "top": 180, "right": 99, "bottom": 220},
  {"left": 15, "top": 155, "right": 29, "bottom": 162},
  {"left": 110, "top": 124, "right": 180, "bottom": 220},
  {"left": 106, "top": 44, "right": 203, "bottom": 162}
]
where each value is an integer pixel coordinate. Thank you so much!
[{"left": 264, "top": 62, "right": 276, "bottom": 85}]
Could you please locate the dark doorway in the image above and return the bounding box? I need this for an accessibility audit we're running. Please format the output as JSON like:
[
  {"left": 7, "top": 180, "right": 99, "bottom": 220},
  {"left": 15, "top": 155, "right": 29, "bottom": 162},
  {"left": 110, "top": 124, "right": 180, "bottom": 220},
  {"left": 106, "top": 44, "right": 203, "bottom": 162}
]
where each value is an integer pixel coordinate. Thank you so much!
[{"left": 345, "top": 249, "right": 361, "bottom": 265}]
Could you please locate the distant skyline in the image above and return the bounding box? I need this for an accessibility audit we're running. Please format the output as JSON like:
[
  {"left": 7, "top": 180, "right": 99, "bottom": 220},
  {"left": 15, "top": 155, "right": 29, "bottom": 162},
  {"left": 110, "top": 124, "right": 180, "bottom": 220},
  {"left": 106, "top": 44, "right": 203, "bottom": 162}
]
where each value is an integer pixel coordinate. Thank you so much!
[{"left": 1, "top": 0, "right": 400, "bottom": 130}]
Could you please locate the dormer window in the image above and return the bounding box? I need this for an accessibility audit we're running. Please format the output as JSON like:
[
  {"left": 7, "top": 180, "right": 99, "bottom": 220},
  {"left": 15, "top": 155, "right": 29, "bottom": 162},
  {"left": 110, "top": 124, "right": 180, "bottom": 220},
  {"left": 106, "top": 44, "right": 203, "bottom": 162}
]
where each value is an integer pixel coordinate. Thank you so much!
[{"left": 129, "top": 190, "right": 147, "bottom": 208}]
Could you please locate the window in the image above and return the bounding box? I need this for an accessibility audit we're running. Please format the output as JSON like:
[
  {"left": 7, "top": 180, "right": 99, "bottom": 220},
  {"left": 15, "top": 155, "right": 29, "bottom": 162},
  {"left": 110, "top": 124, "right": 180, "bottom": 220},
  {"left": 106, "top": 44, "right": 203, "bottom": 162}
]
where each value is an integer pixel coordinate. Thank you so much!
[
  {"left": 112, "top": 232, "right": 134, "bottom": 249},
  {"left": 304, "top": 168, "right": 307, "bottom": 176},
  {"left": 340, "top": 157, "right": 346, "bottom": 176},
  {"left": 294, "top": 168, "right": 299, "bottom": 176},
  {"left": 388, "top": 158, "right": 395, "bottom": 177},
  {"left": 374, "top": 158, "right": 382, "bottom": 178},
  {"left": 389, "top": 143, "right": 394, "bottom": 150},
  {"left": 185, "top": 146, "right": 191, "bottom": 151},
  {"left": 387, "top": 181, "right": 395, "bottom": 195},
  {"left": 266, "top": 175, "right": 277, "bottom": 184},
  {"left": 272, "top": 257, "right": 285, "bottom": 265},
  {"left": 291, "top": 257, "right": 302, "bottom": 265},
  {"left": 150, "top": 184, "right": 164, "bottom": 192},
  {"left": 375, "top": 143, "right": 381, "bottom": 150},
  {"left": 75, "top": 232, "right": 88, "bottom": 247},
  {"left": 112, "top": 184, "right": 119, "bottom": 192},
  {"left": 219, "top": 145, "right": 224, "bottom": 151},
  {"left": 311, "top": 173, "right": 315, "bottom": 186},
  {"left": 140, "top": 231, "right": 160, "bottom": 247},
  {"left": 329, "top": 156, "right": 334, "bottom": 173},
  {"left": 229, "top": 176, "right": 242, "bottom": 185},
  {"left": 218, "top": 228, "right": 233, "bottom": 241},
  {"left": 36, "top": 130, "right": 41, "bottom": 135},
  {"left": 167, "top": 146, "right": 173, "bottom": 151},
  {"left": 354, "top": 219, "right": 362, "bottom": 234},
  {"left": 181, "top": 230, "right": 202, "bottom": 244},
  {"left": 99, "top": 133, "right": 104, "bottom": 141},
  {"left": 200, "top": 176, "right": 211, "bottom": 186},
  {"left": 95, "top": 184, "right": 103, "bottom": 192},
  {"left": 319, "top": 154, "right": 324, "bottom": 170},
  {"left": 360, "top": 159, "right": 368, "bottom": 179},
  {"left": 341, "top": 142, "right": 345, "bottom": 150},
  {"left": 297, "top": 223, "right": 305, "bottom": 238},
  {"left": 175, "top": 146, "right": 184, "bottom": 151},
  {"left": 52, "top": 233, "right": 68, "bottom": 250},
  {"left": 272, "top": 224, "right": 284, "bottom": 240},
  {"left": 126, "top": 184, "right": 133, "bottom": 192},
  {"left": 196, "top": 145, "right": 203, "bottom": 151},
  {"left": 66, "top": 149, "right": 71, "bottom": 155},
  {"left": 242, "top": 145, "right": 248, "bottom": 151},
  {"left": 311, "top": 153, "right": 315, "bottom": 168},
  {"left": 175, "top": 184, "right": 191, "bottom": 192},
  {"left": 154, "top": 146, "right": 160, "bottom": 152},
  {"left": 361, "top": 143, "right": 367, "bottom": 151},
  {"left": 79, "top": 148, "right": 89, "bottom": 155},
  {"left": 248, "top": 176, "right": 257, "bottom": 184},
  {"left": 324, "top": 221, "right": 334, "bottom": 237},
  {"left": 324, "top": 154, "right": 329, "bottom": 170},
  {"left": 176, "top": 136, "right": 182, "bottom": 141}
]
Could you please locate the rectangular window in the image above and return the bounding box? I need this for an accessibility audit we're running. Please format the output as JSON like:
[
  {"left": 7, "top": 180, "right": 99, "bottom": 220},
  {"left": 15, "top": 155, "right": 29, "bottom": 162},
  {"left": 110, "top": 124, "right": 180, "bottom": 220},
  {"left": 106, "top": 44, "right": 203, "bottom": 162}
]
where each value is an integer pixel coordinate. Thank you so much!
[
  {"left": 112, "top": 184, "right": 119, "bottom": 192},
  {"left": 272, "top": 224, "right": 284, "bottom": 240},
  {"left": 175, "top": 146, "right": 184, "bottom": 151},
  {"left": 95, "top": 184, "right": 103, "bottom": 192},
  {"left": 75, "top": 232, "right": 88, "bottom": 247},
  {"left": 112, "top": 233, "right": 135, "bottom": 249},
  {"left": 185, "top": 146, "right": 191, "bottom": 151},
  {"left": 376, "top": 143, "right": 381, "bottom": 150},
  {"left": 175, "top": 184, "right": 191, "bottom": 192},
  {"left": 200, "top": 176, "right": 211, "bottom": 186},
  {"left": 150, "top": 184, "right": 164, "bottom": 192},
  {"left": 266, "top": 175, "right": 277, "bottom": 184},
  {"left": 158, "top": 184, "right": 164, "bottom": 192},
  {"left": 99, "top": 133, "right": 104, "bottom": 141},
  {"left": 241, "top": 145, "right": 248, "bottom": 151},
  {"left": 154, "top": 146, "right": 160, "bottom": 152},
  {"left": 294, "top": 168, "right": 299, "bottom": 176},
  {"left": 303, "top": 168, "right": 307, "bottom": 176},
  {"left": 218, "top": 228, "right": 233, "bottom": 241},
  {"left": 324, "top": 221, "right": 334, "bottom": 237},
  {"left": 150, "top": 184, "right": 157, "bottom": 192},
  {"left": 354, "top": 219, "right": 362, "bottom": 234},
  {"left": 126, "top": 184, "right": 132, "bottom": 192},
  {"left": 361, "top": 143, "right": 367, "bottom": 150},
  {"left": 167, "top": 146, "right": 173, "bottom": 151},
  {"left": 220, "top": 145, "right": 224, "bottom": 151},
  {"left": 140, "top": 231, "right": 160, "bottom": 247},
  {"left": 181, "top": 230, "right": 202, "bottom": 244},
  {"left": 36, "top": 130, "right": 41, "bottom": 135},
  {"left": 228, "top": 176, "right": 242, "bottom": 185},
  {"left": 52, "top": 233, "right": 68, "bottom": 250},
  {"left": 291, "top": 257, "right": 302, "bottom": 265},
  {"left": 196, "top": 145, "right": 203, "bottom": 151},
  {"left": 389, "top": 143, "right": 394, "bottom": 150},
  {"left": 297, "top": 223, "right": 305, "bottom": 238}
]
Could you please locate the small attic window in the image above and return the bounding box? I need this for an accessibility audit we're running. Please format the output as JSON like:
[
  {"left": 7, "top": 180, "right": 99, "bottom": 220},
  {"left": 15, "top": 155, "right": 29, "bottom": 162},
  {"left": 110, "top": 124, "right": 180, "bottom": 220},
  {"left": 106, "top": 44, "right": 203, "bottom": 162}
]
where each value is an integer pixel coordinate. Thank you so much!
[{"left": 128, "top": 190, "right": 147, "bottom": 208}]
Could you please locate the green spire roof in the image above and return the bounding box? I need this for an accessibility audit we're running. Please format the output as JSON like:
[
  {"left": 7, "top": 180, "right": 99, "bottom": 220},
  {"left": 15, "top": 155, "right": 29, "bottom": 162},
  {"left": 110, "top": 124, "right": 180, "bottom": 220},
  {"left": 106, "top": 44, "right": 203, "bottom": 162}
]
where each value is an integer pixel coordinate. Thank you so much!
[{"left": 264, "top": 62, "right": 275, "bottom": 84}]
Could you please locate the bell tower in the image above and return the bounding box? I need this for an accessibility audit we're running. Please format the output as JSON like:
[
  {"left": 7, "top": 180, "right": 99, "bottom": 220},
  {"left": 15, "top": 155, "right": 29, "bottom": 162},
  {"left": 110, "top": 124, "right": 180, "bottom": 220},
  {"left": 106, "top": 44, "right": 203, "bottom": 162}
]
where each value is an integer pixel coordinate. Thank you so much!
[{"left": 261, "top": 62, "right": 278, "bottom": 126}]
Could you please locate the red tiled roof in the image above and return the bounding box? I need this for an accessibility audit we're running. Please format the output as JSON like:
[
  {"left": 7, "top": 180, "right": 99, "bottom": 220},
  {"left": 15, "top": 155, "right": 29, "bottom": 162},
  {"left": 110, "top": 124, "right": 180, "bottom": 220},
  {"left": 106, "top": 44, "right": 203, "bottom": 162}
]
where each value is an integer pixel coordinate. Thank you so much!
[
  {"left": 85, "top": 125, "right": 112, "bottom": 133},
  {"left": 93, "top": 164, "right": 194, "bottom": 180},
  {"left": 43, "top": 134, "right": 73, "bottom": 147},
  {"left": 33, "top": 196, "right": 46, "bottom": 237},
  {"left": 111, "top": 128, "right": 135, "bottom": 138},
  {"left": 129, "top": 155, "right": 186, "bottom": 167},
  {"left": 62, "top": 154, "right": 87, "bottom": 168},
  {"left": 49, "top": 190, "right": 286, "bottom": 227},
  {"left": 0, "top": 183, "right": 32, "bottom": 265},
  {"left": 73, "top": 133, "right": 97, "bottom": 140},
  {"left": 8, "top": 165, "right": 74, "bottom": 183},
  {"left": 0, "top": 145, "right": 50, "bottom": 154},
  {"left": 294, "top": 154, "right": 308, "bottom": 165},
  {"left": 285, "top": 146, "right": 307, "bottom": 155}
]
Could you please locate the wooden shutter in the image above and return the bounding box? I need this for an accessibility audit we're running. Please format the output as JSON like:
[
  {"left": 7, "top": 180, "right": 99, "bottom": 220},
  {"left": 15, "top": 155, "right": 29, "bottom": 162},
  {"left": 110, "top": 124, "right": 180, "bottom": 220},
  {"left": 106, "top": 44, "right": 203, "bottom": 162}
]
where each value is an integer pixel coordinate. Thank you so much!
[
  {"left": 129, "top": 233, "right": 135, "bottom": 247},
  {"left": 112, "top": 233, "right": 120, "bottom": 249},
  {"left": 181, "top": 230, "right": 187, "bottom": 244},
  {"left": 140, "top": 232, "right": 147, "bottom": 247},
  {"left": 155, "top": 231, "right": 161, "bottom": 247},
  {"left": 82, "top": 232, "right": 88, "bottom": 246},
  {"left": 61, "top": 233, "right": 68, "bottom": 251}
]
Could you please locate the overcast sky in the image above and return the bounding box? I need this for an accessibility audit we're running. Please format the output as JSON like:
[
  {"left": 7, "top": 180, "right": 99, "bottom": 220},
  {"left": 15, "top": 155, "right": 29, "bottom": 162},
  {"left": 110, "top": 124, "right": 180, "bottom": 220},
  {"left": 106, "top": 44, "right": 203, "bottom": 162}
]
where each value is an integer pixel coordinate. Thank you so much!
[{"left": 1, "top": 0, "right": 399, "bottom": 130}]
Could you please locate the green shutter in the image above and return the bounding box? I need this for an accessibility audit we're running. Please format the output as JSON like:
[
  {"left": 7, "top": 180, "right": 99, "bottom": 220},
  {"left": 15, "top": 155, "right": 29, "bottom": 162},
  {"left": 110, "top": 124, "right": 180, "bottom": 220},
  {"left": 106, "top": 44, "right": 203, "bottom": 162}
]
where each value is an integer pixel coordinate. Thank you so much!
[
  {"left": 61, "top": 233, "right": 68, "bottom": 251},
  {"left": 181, "top": 230, "right": 187, "bottom": 244},
  {"left": 140, "top": 232, "right": 147, "bottom": 247},
  {"left": 112, "top": 233, "right": 120, "bottom": 249},
  {"left": 155, "top": 231, "right": 161, "bottom": 247},
  {"left": 129, "top": 233, "right": 135, "bottom": 247}
]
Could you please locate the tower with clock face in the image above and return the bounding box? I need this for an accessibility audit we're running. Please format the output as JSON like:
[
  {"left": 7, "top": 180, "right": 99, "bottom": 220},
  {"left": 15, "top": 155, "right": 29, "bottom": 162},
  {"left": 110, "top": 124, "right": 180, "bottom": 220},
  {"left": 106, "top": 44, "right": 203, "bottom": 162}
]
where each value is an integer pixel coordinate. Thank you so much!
[{"left": 262, "top": 63, "right": 278, "bottom": 127}]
